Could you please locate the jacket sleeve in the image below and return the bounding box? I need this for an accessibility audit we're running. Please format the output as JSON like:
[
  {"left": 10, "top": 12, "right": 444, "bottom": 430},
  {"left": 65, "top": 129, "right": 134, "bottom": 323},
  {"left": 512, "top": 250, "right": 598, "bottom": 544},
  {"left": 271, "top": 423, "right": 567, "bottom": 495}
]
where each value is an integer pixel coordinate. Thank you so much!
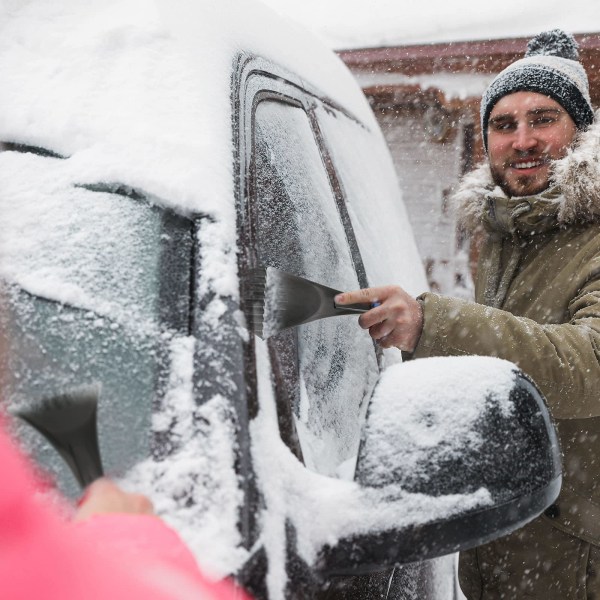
[
  {"left": 74, "top": 514, "right": 246, "bottom": 599},
  {"left": 0, "top": 420, "right": 247, "bottom": 600},
  {"left": 412, "top": 285, "right": 600, "bottom": 420}
]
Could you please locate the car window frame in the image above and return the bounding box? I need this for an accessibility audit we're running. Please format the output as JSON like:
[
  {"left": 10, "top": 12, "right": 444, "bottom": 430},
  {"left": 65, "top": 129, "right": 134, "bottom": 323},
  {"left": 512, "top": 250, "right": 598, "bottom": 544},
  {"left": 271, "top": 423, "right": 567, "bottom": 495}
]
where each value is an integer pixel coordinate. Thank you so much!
[{"left": 234, "top": 54, "right": 380, "bottom": 463}]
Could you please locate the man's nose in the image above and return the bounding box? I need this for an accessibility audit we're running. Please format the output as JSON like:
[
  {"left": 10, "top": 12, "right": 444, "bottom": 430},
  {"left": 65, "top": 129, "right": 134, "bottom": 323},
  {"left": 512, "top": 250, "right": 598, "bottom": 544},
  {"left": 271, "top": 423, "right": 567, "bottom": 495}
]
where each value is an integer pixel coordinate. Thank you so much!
[{"left": 511, "top": 122, "right": 537, "bottom": 152}]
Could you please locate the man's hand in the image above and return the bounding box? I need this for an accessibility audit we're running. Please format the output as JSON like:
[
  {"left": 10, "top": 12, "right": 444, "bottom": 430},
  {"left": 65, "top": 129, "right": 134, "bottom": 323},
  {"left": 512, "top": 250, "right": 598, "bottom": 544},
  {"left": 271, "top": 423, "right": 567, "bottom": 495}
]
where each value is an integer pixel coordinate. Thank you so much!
[
  {"left": 335, "top": 285, "right": 423, "bottom": 352},
  {"left": 74, "top": 478, "right": 154, "bottom": 522}
]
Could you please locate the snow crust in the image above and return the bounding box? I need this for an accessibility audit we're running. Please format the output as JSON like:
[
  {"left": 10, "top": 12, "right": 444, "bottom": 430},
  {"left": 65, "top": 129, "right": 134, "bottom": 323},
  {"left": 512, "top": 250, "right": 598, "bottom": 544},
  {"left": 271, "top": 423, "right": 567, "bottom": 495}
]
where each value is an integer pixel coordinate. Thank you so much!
[
  {"left": 354, "top": 72, "right": 495, "bottom": 102},
  {"left": 359, "top": 356, "right": 516, "bottom": 489}
]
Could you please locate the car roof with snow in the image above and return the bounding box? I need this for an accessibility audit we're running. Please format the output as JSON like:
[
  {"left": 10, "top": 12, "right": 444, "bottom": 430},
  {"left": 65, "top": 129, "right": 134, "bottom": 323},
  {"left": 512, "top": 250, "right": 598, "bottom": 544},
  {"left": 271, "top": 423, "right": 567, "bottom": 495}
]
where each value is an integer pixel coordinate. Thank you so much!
[
  {"left": 0, "top": 0, "right": 377, "bottom": 219},
  {"left": 0, "top": 0, "right": 425, "bottom": 307}
]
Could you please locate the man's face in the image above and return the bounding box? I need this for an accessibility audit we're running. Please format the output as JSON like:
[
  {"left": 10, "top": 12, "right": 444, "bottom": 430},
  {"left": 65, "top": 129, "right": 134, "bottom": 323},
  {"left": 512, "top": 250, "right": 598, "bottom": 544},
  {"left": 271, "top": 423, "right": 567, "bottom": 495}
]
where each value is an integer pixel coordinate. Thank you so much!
[{"left": 487, "top": 91, "right": 577, "bottom": 197}]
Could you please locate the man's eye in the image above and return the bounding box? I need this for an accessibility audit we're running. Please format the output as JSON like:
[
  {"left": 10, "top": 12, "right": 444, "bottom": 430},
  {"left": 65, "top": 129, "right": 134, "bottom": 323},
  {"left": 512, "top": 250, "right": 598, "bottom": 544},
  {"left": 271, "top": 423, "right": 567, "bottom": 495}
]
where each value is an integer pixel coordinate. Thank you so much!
[
  {"left": 531, "top": 117, "right": 557, "bottom": 127},
  {"left": 491, "top": 121, "right": 515, "bottom": 131}
]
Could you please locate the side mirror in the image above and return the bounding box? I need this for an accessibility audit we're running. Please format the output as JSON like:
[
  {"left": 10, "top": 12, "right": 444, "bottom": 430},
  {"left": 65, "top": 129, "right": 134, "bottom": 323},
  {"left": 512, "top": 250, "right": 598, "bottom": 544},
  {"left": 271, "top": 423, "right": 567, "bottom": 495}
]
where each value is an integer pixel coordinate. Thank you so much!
[{"left": 315, "top": 356, "right": 561, "bottom": 575}]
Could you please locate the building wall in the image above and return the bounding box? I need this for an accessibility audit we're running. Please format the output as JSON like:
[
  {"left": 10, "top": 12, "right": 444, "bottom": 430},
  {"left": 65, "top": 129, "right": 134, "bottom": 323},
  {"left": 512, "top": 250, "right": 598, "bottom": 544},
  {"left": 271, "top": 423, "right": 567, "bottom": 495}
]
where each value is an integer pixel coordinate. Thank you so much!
[{"left": 372, "top": 107, "right": 472, "bottom": 294}]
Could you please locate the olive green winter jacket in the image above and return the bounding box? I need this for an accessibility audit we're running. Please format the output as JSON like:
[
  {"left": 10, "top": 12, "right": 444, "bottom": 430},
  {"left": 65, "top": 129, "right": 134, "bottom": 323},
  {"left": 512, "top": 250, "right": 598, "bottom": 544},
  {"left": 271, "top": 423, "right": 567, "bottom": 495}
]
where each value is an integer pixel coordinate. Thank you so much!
[{"left": 413, "top": 118, "right": 600, "bottom": 598}]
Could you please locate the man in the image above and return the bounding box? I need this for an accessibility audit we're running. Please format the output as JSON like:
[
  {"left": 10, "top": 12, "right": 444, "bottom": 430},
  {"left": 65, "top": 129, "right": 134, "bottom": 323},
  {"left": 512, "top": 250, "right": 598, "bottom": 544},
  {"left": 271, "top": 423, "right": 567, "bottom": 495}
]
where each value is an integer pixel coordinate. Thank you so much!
[{"left": 337, "top": 30, "right": 600, "bottom": 598}]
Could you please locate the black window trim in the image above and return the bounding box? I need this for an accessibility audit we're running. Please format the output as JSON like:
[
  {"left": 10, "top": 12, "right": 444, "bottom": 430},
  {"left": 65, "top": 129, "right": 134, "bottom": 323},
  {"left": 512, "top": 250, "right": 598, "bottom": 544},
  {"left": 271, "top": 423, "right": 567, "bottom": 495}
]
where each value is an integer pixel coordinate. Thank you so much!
[
  {"left": 0, "top": 141, "right": 67, "bottom": 159},
  {"left": 234, "top": 53, "right": 382, "bottom": 461},
  {"left": 232, "top": 56, "right": 386, "bottom": 583}
]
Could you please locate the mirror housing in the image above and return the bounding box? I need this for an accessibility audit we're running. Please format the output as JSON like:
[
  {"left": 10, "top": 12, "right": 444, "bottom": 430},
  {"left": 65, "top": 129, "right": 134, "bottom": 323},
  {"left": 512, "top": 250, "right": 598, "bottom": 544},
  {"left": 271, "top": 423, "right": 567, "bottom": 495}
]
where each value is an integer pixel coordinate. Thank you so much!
[{"left": 315, "top": 356, "right": 561, "bottom": 576}]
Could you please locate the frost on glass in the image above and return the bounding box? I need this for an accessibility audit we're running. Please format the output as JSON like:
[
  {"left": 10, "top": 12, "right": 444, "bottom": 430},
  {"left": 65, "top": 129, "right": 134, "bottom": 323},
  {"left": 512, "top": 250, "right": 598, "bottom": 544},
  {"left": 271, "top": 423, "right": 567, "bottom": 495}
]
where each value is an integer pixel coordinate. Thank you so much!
[
  {"left": 316, "top": 106, "right": 428, "bottom": 295},
  {"left": 253, "top": 100, "right": 378, "bottom": 478},
  {"left": 0, "top": 150, "right": 192, "bottom": 498},
  {"left": 0, "top": 152, "right": 186, "bottom": 331},
  {"left": 1, "top": 287, "right": 162, "bottom": 499}
]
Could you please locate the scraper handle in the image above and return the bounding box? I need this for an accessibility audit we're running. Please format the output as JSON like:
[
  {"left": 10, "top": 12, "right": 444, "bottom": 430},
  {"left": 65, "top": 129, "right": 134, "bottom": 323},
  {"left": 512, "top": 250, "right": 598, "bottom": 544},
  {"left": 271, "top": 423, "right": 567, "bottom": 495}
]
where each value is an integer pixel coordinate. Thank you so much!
[{"left": 333, "top": 301, "right": 380, "bottom": 315}]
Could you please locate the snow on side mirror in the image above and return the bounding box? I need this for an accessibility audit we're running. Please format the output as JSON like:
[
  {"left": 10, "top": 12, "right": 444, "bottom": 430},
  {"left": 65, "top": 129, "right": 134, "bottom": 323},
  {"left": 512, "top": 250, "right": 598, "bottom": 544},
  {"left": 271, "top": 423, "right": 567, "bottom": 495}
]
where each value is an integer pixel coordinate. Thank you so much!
[{"left": 315, "top": 356, "right": 561, "bottom": 576}]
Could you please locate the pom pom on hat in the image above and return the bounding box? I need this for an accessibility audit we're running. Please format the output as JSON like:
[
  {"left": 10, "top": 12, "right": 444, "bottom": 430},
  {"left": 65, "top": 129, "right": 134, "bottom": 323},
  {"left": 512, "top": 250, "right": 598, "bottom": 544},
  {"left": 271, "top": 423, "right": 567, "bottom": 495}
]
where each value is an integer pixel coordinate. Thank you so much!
[
  {"left": 526, "top": 29, "right": 580, "bottom": 60},
  {"left": 480, "top": 29, "right": 594, "bottom": 151}
]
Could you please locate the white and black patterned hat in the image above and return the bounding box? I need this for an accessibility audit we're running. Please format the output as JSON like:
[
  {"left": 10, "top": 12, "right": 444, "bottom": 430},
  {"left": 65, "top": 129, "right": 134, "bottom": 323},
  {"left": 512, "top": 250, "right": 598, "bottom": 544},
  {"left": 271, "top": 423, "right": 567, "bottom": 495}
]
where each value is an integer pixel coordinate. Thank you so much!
[{"left": 481, "top": 29, "right": 594, "bottom": 150}]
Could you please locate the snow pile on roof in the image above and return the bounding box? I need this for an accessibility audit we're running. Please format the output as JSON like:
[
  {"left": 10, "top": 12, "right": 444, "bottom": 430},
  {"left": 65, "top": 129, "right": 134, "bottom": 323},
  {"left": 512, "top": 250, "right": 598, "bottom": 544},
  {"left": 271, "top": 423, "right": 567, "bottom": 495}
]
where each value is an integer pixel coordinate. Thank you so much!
[
  {"left": 0, "top": 0, "right": 228, "bottom": 220},
  {"left": 354, "top": 71, "right": 496, "bottom": 101}
]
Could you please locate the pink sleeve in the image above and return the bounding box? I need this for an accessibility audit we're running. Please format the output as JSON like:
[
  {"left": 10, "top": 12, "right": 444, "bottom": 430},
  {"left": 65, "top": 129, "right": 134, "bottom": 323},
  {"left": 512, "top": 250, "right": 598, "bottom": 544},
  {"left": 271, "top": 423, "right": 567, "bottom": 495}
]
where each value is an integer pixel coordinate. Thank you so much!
[
  {"left": 75, "top": 514, "right": 202, "bottom": 576},
  {"left": 75, "top": 513, "right": 248, "bottom": 599},
  {"left": 0, "top": 422, "right": 248, "bottom": 600}
]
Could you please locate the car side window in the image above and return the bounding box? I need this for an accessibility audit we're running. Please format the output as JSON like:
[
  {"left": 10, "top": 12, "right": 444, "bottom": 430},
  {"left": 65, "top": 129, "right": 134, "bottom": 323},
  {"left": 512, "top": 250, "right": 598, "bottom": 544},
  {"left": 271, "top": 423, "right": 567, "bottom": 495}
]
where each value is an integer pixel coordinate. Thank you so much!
[
  {"left": 315, "top": 106, "right": 427, "bottom": 294},
  {"left": 250, "top": 98, "right": 378, "bottom": 478}
]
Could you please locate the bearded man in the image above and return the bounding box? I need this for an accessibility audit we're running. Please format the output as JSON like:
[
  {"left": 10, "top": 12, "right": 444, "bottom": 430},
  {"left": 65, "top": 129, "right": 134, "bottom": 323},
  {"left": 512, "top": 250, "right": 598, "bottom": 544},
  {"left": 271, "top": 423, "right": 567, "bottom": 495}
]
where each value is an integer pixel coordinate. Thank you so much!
[{"left": 337, "top": 30, "right": 600, "bottom": 598}]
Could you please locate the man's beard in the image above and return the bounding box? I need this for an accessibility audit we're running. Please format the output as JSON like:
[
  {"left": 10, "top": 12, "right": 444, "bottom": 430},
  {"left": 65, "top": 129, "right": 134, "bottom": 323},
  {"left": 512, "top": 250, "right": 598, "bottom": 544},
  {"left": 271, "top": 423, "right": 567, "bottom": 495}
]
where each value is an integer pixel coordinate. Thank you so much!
[
  {"left": 491, "top": 170, "right": 549, "bottom": 197},
  {"left": 490, "top": 156, "right": 551, "bottom": 198}
]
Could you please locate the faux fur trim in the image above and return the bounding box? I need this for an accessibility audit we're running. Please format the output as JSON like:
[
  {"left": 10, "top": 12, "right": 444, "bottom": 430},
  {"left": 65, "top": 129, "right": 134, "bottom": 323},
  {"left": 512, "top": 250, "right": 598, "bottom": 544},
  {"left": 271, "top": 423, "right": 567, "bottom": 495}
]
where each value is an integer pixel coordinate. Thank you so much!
[{"left": 454, "top": 109, "right": 600, "bottom": 232}]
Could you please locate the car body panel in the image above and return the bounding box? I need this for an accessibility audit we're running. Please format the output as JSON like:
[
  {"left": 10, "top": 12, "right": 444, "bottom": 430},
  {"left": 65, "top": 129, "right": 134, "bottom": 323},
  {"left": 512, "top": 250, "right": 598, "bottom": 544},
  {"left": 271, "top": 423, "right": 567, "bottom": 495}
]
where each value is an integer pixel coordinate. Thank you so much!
[{"left": 0, "top": 1, "right": 469, "bottom": 598}]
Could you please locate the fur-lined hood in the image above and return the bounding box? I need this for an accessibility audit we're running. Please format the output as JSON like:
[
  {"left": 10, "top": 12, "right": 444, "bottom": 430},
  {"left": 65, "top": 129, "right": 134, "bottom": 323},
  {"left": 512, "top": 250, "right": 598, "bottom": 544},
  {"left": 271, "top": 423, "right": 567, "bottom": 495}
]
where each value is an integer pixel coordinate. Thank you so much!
[{"left": 454, "top": 109, "right": 600, "bottom": 233}]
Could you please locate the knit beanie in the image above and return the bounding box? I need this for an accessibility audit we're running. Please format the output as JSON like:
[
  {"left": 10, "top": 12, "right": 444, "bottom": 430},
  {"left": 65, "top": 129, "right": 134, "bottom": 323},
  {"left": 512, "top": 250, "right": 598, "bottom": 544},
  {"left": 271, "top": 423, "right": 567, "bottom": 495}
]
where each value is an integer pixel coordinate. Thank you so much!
[{"left": 481, "top": 29, "right": 594, "bottom": 151}]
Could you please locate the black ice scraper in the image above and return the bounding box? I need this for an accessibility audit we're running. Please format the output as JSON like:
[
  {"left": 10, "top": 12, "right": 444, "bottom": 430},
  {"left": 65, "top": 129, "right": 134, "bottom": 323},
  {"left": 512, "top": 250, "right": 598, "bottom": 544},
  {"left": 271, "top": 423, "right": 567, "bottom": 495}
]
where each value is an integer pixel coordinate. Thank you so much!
[
  {"left": 16, "top": 386, "right": 104, "bottom": 488},
  {"left": 245, "top": 266, "right": 377, "bottom": 339}
]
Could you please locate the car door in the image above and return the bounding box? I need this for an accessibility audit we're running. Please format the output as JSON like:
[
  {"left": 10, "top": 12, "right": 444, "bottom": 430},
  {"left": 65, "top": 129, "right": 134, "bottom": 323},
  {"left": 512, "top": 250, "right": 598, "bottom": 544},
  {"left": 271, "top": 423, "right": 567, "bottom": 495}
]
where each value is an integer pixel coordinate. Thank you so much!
[
  {"left": 237, "top": 61, "right": 379, "bottom": 478},
  {"left": 235, "top": 55, "right": 453, "bottom": 600}
]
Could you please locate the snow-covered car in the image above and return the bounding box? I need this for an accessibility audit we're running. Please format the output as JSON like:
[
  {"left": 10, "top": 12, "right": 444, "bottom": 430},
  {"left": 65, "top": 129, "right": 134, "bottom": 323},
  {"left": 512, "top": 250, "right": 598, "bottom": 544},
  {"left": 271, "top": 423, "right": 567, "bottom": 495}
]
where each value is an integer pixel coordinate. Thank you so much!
[{"left": 0, "top": 1, "right": 561, "bottom": 599}]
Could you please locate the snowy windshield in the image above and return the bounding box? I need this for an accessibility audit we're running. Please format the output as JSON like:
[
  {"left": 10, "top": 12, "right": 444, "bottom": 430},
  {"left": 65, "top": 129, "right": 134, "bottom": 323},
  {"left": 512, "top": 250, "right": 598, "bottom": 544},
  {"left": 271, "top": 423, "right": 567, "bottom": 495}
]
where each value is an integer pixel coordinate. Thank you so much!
[
  {"left": 0, "top": 146, "right": 194, "bottom": 498},
  {"left": 0, "top": 150, "right": 193, "bottom": 331}
]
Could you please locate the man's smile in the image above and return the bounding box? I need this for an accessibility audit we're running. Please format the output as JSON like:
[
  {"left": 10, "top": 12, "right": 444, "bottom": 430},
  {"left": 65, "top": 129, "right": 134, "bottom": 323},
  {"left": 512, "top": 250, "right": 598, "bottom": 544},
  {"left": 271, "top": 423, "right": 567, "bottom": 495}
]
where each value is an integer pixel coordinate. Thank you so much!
[{"left": 511, "top": 158, "right": 547, "bottom": 170}]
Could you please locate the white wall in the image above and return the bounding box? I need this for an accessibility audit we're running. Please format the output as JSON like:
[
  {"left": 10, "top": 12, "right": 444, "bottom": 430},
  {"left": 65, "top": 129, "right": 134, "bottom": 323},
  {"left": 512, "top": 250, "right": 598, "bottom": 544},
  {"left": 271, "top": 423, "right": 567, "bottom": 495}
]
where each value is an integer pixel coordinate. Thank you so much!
[{"left": 373, "top": 109, "right": 471, "bottom": 294}]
